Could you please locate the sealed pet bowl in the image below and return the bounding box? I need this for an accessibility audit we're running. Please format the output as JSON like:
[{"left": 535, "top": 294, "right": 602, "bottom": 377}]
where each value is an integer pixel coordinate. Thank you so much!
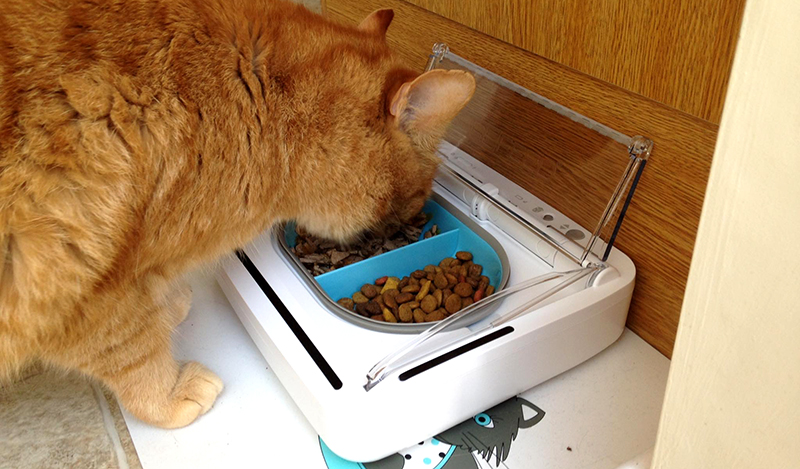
[{"left": 275, "top": 193, "right": 510, "bottom": 333}]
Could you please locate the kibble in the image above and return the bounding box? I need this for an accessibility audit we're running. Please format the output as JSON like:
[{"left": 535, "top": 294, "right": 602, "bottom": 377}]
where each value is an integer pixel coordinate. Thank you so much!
[
  {"left": 292, "top": 211, "right": 438, "bottom": 276},
  {"left": 337, "top": 298, "right": 354, "bottom": 310},
  {"left": 394, "top": 292, "right": 414, "bottom": 304},
  {"left": 365, "top": 301, "right": 382, "bottom": 315},
  {"left": 445, "top": 273, "right": 458, "bottom": 288},
  {"left": 433, "top": 289, "right": 443, "bottom": 308},
  {"left": 361, "top": 284, "right": 379, "bottom": 299},
  {"left": 398, "top": 304, "right": 413, "bottom": 322},
  {"left": 415, "top": 279, "right": 432, "bottom": 302},
  {"left": 420, "top": 295, "right": 437, "bottom": 313},
  {"left": 413, "top": 309, "right": 427, "bottom": 323},
  {"left": 425, "top": 309, "right": 446, "bottom": 322},
  {"left": 468, "top": 264, "right": 483, "bottom": 278},
  {"left": 433, "top": 272, "right": 448, "bottom": 289},
  {"left": 454, "top": 282, "right": 474, "bottom": 298},
  {"left": 383, "top": 309, "right": 398, "bottom": 322},
  {"left": 380, "top": 277, "right": 399, "bottom": 294},
  {"left": 456, "top": 251, "right": 473, "bottom": 261},
  {"left": 336, "top": 252, "right": 496, "bottom": 324},
  {"left": 445, "top": 293, "right": 462, "bottom": 314},
  {"left": 384, "top": 290, "right": 399, "bottom": 309}
]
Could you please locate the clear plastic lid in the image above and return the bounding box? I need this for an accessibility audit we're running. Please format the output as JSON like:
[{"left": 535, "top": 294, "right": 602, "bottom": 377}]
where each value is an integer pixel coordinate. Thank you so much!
[{"left": 426, "top": 44, "right": 652, "bottom": 265}]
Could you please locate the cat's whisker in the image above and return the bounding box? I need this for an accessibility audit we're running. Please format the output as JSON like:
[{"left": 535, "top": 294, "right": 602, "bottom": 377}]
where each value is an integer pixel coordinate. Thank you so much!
[{"left": 461, "top": 431, "right": 483, "bottom": 453}]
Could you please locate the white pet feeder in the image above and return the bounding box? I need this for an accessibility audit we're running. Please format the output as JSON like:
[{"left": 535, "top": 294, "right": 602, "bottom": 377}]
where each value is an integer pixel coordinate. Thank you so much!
[{"left": 217, "top": 44, "right": 652, "bottom": 462}]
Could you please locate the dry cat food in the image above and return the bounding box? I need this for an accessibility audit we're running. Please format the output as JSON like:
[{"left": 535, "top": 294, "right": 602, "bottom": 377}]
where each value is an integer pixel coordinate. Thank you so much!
[
  {"left": 336, "top": 251, "right": 496, "bottom": 323},
  {"left": 292, "top": 212, "right": 439, "bottom": 276}
]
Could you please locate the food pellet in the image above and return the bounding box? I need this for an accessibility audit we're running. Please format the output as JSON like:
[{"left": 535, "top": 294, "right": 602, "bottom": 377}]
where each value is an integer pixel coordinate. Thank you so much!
[
  {"left": 420, "top": 295, "right": 437, "bottom": 313},
  {"left": 468, "top": 264, "right": 483, "bottom": 278},
  {"left": 415, "top": 279, "right": 431, "bottom": 302},
  {"left": 425, "top": 309, "right": 446, "bottom": 322},
  {"left": 361, "top": 284, "right": 379, "bottom": 299},
  {"left": 395, "top": 292, "right": 414, "bottom": 304},
  {"left": 398, "top": 304, "right": 413, "bottom": 322},
  {"left": 433, "top": 289, "right": 443, "bottom": 308},
  {"left": 365, "top": 301, "right": 382, "bottom": 315},
  {"left": 383, "top": 309, "right": 398, "bottom": 323},
  {"left": 445, "top": 273, "right": 458, "bottom": 288},
  {"left": 384, "top": 291, "right": 399, "bottom": 309},
  {"left": 433, "top": 272, "right": 448, "bottom": 289},
  {"left": 380, "top": 277, "right": 399, "bottom": 294},
  {"left": 456, "top": 251, "right": 473, "bottom": 261},
  {"left": 413, "top": 309, "right": 427, "bottom": 323},
  {"left": 454, "top": 282, "right": 474, "bottom": 298},
  {"left": 445, "top": 293, "right": 462, "bottom": 314}
]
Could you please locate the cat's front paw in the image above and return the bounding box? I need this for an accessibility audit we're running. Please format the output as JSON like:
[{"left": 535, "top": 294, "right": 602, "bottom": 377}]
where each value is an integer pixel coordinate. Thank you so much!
[{"left": 165, "top": 362, "right": 224, "bottom": 428}]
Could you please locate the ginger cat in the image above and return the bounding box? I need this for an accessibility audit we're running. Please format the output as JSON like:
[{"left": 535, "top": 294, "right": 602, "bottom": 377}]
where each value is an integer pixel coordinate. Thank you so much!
[{"left": 0, "top": 0, "right": 475, "bottom": 428}]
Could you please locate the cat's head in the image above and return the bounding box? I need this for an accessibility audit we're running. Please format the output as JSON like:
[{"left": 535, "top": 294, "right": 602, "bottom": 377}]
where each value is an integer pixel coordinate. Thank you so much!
[
  {"left": 435, "top": 397, "right": 545, "bottom": 466},
  {"left": 288, "top": 9, "right": 475, "bottom": 243}
]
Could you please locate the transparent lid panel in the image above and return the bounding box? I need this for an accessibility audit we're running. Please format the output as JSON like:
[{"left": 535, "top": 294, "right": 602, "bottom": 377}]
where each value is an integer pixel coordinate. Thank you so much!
[{"left": 427, "top": 46, "right": 651, "bottom": 265}]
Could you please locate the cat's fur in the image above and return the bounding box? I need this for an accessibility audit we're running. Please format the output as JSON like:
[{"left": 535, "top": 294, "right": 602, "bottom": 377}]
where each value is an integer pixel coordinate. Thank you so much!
[{"left": 0, "top": 0, "right": 475, "bottom": 428}]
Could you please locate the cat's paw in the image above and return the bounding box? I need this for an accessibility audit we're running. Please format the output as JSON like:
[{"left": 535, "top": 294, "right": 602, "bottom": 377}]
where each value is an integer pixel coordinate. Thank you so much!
[{"left": 165, "top": 362, "right": 224, "bottom": 428}]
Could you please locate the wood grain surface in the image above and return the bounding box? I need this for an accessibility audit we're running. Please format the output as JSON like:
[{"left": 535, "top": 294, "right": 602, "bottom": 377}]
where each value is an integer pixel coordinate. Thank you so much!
[
  {"left": 401, "top": 0, "right": 745, "bottom": 124},
  {"left": 326, "top": 0, "right": 721, "bottom": 357}
]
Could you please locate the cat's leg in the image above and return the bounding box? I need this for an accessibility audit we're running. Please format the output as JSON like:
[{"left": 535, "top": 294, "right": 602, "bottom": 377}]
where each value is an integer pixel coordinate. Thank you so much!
[
  {"left": 160, "top": 278, "right": 193, "bottom": 327},
  {"left": 59, "top": 278, "right": 222, "bottom": 428}
]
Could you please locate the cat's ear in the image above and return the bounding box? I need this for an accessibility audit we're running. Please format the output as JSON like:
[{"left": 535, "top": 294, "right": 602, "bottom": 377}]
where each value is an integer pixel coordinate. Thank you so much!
[
  {"left": 389, "top": 69, "right": 476, "bottom": 138},
  {"left": 358, "top": 9, "right": 394, "bottom": 37},
  {"left": 518, "top": 399, "right": 545, "bottom": 428}
]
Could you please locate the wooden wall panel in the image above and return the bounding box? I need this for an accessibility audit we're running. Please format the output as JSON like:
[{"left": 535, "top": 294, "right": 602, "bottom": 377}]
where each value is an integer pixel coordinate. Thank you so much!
[
  {"left": 402, "top": 0, "right": 745, "bottom": 124},
  {"left": 326, "top": 0, "right": 720, "bottom": 357}
]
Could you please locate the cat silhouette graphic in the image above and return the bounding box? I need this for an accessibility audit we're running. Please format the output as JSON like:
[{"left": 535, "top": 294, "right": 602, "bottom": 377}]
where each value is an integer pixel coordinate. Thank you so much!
[{"left": 320, "top": 397, "right": 545, "bottom": 469}]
